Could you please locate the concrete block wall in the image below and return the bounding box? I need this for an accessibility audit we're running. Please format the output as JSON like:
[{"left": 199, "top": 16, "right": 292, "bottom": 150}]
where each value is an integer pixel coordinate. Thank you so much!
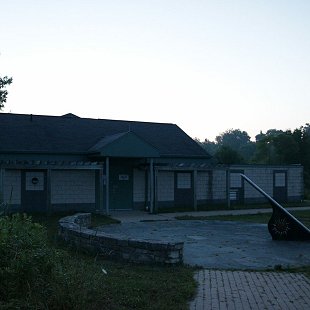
[
  {"left": 197, "top": 172, "right": 210, "bottom": 200},
  {"left": 243, "top": 167, "right": 273, "bottom": 199},
  {"left": 288, "top": 166, "right": 303, "bottom": 200},
  {"left": 58, "top": 213, "right": 183, "bottom": 265},
  {"left": 3, "top": 170, "right": 21, "bottom": 205},
  {"left": 51, "top": 170, "right": 95, "bottom": 204},
  {"left": 212, "top": 170, "right": 226, "bottom": 202},
  {"left": 157, "top": 171, "right": 174, "bottom": 202}
]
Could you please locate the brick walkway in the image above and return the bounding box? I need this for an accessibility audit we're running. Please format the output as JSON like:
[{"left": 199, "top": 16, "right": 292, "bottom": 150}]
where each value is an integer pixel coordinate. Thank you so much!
[{"left": 190, "top": 270, "right": 310, "bottom": 310}]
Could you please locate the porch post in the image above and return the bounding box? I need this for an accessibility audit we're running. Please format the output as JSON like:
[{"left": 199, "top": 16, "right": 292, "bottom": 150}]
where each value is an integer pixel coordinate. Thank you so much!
[
  {"left": 193, "top": 169, "right": 197, "bottom": 211},
  {"left": 98, "top": 167, "right": 104, "bottom": 213},
  {"left": 106, "top": 157, "right": 110, "bottom": 215},
  {"left": 149, "top": 158, "right": 154, "bottom": 214},
  {"left": 46, "top": 168, "right": 52, "bottom": 214}
]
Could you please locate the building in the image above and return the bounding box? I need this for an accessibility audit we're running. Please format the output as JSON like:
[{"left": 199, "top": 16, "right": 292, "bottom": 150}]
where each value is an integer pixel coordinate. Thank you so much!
[{"left": 0, "top": 113, "right": 304, "bottom": 214}]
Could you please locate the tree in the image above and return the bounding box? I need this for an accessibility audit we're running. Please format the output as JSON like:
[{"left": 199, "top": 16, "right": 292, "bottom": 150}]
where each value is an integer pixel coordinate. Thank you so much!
[
  {"left": 215, "top": 145, "right": 244, "bottom": 164},
  {"left": 200, "top": 138, "right": 219, "bottom": 156},
  {"left": 0, "top": 76, "right": 13, "bottom": 110},
  {"left": 215, "top": 129, "right": 255, "bottom": 162}
]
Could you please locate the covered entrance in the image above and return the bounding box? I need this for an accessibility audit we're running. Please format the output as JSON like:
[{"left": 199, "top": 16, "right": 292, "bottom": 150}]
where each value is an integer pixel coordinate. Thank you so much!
[{"left": 89, "top": 131, "right": 160, "bottom": 213}]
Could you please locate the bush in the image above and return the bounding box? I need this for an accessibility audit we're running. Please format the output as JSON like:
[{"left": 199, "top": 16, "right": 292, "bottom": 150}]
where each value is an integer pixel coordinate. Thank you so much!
[{"left": 0, "top": 214, "right": 55, "bottom": 308}]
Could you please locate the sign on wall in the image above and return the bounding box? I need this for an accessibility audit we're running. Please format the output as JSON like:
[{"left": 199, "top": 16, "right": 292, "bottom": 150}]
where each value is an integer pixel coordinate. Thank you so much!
[{"left": 119, "top": 174, "right": 129, "bottom": 181}]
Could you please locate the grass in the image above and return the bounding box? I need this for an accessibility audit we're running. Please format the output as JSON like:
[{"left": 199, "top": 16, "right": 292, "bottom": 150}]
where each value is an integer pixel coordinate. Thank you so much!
[{"left": 24, "top": 212, "right": 197, "bottom": 310}]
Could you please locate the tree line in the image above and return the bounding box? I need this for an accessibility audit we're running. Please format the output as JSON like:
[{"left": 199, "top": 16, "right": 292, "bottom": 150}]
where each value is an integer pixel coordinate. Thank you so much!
[{"left": 196, "top": 126, "right": 310, "bottom": 193}]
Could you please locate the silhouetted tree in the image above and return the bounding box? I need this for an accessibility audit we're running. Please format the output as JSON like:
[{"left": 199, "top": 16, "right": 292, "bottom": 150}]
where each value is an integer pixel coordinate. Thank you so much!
[
  {"left": 215, "top": 146, "right": 244, "bottom": 164},
  {"left": 200, "top": 138, "right": 219, "bottom": 156},
  {"left": 215, "top": 129, "right": 255, "bottom": 162},
  {"left": 0, "top": 76, "right": 13, "bottom": 110}
]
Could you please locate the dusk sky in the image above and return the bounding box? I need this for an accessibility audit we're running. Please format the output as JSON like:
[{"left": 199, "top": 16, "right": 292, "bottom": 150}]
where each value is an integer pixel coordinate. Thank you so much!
[{"left": 1, "top": 0, "right": 309, "bottom": 141}]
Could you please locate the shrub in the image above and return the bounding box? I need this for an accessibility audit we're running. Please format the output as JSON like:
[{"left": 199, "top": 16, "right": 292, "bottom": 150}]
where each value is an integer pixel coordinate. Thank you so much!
[{"left": 0, "top": 214, "right": 55, "bottom": 308}]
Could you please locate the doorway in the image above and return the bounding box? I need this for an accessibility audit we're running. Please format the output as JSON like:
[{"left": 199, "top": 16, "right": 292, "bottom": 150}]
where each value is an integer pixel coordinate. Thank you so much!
[{"left": 21, "top": 170, "right": 47, "bottom": 213}]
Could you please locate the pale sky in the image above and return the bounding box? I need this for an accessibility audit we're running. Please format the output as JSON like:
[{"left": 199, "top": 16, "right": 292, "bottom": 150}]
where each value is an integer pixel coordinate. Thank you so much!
[{"left": 1, "top": 0, "right": 309, "bottom": 141}]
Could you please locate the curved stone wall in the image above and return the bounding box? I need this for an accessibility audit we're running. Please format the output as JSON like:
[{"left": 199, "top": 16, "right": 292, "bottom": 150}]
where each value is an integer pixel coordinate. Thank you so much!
[{"left": 58, "top": 213, "right": 183, "bottom": 264}]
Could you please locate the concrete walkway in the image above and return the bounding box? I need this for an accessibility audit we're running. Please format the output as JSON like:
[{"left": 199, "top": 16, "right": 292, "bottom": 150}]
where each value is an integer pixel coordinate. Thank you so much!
[{"left": 190, "top": 270, "right": 310, "bottom": 310}]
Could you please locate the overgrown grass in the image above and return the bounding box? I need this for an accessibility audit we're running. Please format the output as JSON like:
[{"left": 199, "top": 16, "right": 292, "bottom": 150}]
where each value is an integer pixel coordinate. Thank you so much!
[{"left": 0, "top": 213, "right": 196, "bottom": 309}]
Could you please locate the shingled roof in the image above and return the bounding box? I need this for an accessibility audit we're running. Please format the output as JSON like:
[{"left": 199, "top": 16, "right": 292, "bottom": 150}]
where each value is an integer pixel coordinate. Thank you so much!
[{"left": 0, "top": 113, "right": 210, "bottom": 158}]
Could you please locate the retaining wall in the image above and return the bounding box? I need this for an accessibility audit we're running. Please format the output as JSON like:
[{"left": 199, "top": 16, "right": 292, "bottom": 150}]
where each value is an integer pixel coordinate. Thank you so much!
[{"left": 58, "top": 213, "right": 183, "bottom": 264}]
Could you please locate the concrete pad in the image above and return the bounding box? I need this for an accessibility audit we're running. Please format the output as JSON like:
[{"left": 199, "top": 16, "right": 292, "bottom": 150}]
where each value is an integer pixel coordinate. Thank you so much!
[{"left": 99, "top": 220, "right": 310, "bottom": 269}]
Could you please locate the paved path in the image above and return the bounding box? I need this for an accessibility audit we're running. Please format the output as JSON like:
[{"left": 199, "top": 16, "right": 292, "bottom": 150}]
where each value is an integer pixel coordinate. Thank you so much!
[{"left": 190, "top": 270, "right": 310, "bottom": 310}]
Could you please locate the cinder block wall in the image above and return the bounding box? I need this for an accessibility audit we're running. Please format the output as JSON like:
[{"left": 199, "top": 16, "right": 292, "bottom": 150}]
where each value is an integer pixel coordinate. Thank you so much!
[
  {"left": 3, "top": 170, "right": 21, "bottom": 206},
  {"left": 51, "top": 170, "right": 96, "bottom": 209},
  {"left": 287, "top": 166, "right": 304, "bottom": 201},
  {"left": 243, "top": 167, "right": 273, "bottom": 201},
  {"left": 212, "top": 169, "right": 227, "bottom": 203},
  {"left": 157, "top": 171, "right": 174, "bottom": 202}
]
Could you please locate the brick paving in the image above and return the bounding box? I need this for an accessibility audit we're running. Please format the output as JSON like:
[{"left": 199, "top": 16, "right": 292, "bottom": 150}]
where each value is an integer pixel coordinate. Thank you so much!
[{"left": 190, "top": 270, "right": 310, "bottom": 310}]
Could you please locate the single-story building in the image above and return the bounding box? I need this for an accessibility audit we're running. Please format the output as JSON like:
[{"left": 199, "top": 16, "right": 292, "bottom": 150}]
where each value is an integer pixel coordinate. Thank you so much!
[{"left": 0, "top": 113, "right": 304, "bottom": 214}]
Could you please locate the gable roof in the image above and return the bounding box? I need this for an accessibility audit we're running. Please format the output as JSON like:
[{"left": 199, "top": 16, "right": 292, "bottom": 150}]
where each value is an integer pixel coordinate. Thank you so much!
[
  {"left": 89, "top": 131, "right": 160, "bottom": 158},
  {"left": 0, "top": 113, "right": 210, "bottom": 158}
]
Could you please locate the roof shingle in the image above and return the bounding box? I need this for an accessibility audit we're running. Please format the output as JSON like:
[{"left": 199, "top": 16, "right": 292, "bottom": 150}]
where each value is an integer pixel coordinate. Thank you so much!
[{"left": 0, "top": 113, "right": 210, "bottom": 158}]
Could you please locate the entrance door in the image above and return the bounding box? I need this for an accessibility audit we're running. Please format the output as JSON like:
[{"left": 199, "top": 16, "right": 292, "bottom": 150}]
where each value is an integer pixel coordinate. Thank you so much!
[
  {"left": 229, "top": 170, "right": 244, "bottom": 204},
  {"left": 175, "top": 172, "right": 194, "bottom": 208},
  {"left": 21, "top": 170, "right": 47, "bottom": 213},
  {"left": 273, "top": 171, "right": 287, "bottom": 202},
  {"left": 110, "top": 162, "right": 133, "bottom": 210}
]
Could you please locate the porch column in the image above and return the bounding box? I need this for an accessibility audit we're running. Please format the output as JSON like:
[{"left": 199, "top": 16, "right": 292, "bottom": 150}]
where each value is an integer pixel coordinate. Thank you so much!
[
  {"left": 46, "top": 168, "right": 52, "bottom": 214},
  {"left": 149, "top": 158, "right": 154, "bottom": 214},
  {"left": 193, "top": 170, "right": 197, "bottom": 211},
  {"left": 98, "top": 167, "right": 104, "bottom": 213},
  {"left": 105, "top": 157, "right": 110, "bottom": 215}
]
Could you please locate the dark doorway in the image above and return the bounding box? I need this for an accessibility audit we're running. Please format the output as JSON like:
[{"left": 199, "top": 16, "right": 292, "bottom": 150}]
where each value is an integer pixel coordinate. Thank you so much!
[
  {"left": 21, "top": 170, "right": 47, "bottom": 213},
  {"left": 229, "top": 170, "right": 244, "bottom": 204},
  {"left": 273, "top": 171, "right": 287, "bottom": 202},
  {"left": 175, "top": 172, "right": 194, "bottom": 207}
]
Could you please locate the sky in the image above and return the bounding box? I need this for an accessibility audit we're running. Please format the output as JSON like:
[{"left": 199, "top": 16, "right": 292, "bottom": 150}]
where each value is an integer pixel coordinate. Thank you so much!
[{"left": 1, "top": 0, "right": 309, "bottom": 141}]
